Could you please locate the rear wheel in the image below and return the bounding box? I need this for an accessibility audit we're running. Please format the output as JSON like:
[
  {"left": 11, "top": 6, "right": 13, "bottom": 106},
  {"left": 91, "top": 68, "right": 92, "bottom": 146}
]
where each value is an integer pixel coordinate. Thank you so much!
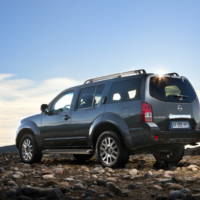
[
  {"left": 19, "top": 134, "right": 43, "bottom": 164},
  {"left": 96, "top": 131, "right": 129, "bottom": 168},
  {"left": 153, "top": 144, "right": 184, "bottom": 166},
  {"left": 73, "top": 154, "right": 93, "bottom": 162}
]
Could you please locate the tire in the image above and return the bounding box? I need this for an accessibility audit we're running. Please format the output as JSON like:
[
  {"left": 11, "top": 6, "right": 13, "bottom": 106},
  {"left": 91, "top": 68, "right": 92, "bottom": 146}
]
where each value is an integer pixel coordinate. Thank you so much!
[
  {"left": 73, "top": 154, "right": 93, "bottom": 162},
  {"left": 96, "top": 131, "right": 129, "bottom": 168},
  {"left": 19, "top": 134, "right": 43, "bottom": 164},
  {"left": 153, "top": 144, "right": 184, "bottom": 165}
]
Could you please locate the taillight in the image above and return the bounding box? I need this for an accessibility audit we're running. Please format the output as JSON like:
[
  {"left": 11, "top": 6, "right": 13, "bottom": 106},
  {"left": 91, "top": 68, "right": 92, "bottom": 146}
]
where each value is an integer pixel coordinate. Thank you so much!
[{"left": 141, "top": 102, "right": 153, "bottom": 122}]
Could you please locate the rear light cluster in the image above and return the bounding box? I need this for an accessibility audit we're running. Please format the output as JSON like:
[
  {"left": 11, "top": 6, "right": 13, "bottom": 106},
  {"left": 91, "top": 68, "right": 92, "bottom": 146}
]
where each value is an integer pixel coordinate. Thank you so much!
[{"left": 141, "top": 102, "right": 153, "bottom": 122}]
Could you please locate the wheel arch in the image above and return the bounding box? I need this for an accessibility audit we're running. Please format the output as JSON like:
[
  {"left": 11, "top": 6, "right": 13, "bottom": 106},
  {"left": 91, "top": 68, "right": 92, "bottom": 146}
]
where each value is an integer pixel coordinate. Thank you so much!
[
  {"left": 16, "top": 128, "right": 35, "bottom": 149},
  {"left": 91, "top": 122, "right": 123, "bottom": 148},
  {"left": 89, "top": 113, "right": 132, "bottom": 149},
  {"left": 16, "top": 121, "right": 42, "bottom": 149}
]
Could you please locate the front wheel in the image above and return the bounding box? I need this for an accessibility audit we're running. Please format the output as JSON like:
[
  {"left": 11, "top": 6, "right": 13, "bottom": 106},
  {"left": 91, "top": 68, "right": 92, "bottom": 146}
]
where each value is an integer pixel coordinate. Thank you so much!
[
  {"left": 153, "top": 144, "right": 184, "bottom": 166},
  {"left": 19, "top": 134, "right": 43, "bottom": 164},
  {"left": 96, "top": 131, "right": 129, "bottom": 168}
]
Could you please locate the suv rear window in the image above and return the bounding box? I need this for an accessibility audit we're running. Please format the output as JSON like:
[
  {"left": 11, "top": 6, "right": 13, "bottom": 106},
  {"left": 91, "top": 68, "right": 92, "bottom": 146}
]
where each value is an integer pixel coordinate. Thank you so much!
[
  {"left": 108, "top": 77, "right": 141, "bottom": 103},
  {"left": 150, "top": 76, "right": 196, "bottom": 103}
]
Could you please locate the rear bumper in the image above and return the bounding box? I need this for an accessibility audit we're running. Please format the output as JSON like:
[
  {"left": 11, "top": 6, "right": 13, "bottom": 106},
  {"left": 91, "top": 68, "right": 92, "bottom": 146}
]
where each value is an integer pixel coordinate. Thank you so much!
[
  {"left": 153, "top": 130, "right": 200, "bottom": 144},
  {"left": 128, "top": 123, "right": 200, "bottom": 151}
]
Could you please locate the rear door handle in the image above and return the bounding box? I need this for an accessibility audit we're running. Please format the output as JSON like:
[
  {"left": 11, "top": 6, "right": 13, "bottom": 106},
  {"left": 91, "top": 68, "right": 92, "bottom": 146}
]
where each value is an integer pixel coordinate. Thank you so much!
[{"left": 64, "top": 115, "right": 71, "bottom": 120}]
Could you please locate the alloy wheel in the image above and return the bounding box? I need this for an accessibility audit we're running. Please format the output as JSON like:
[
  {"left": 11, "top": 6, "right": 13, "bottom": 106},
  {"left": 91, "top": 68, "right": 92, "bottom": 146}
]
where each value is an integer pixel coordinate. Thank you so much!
[
  {"left": 100, "top": 136, "right": 119, "bottom": 165},
  {"left": 21, "top": 138, "right": 33, "bottom": 161}
]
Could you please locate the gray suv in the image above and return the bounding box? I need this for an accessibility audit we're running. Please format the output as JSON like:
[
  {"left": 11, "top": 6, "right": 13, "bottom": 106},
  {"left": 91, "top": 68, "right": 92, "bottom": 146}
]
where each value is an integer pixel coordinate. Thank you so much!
[{"left": 16, "top": 69, "right": 200, "bottom": 168}]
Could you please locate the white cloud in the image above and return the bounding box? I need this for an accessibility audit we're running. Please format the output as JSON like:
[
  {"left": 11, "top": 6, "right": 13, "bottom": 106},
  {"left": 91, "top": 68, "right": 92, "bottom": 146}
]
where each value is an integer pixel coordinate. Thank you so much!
[
  {"left": 0, "top": 74, "right": 14, "bottom": 80},
  {"left": 0, "top": 74, "right": 79, "bottom": 146}
]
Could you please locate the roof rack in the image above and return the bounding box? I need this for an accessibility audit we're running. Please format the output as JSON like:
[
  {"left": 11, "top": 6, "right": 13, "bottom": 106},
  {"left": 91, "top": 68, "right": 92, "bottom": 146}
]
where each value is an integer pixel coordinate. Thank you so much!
[
  {"left": 165, "top": 72, "right": 179, "bottom": 77},
  {"left": 84, "top": 69, "right": 146, "bottom": 84}
]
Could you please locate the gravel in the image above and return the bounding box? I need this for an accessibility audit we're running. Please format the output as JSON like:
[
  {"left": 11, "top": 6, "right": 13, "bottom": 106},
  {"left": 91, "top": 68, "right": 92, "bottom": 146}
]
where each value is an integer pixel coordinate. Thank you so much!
[{"left": 1, "top": 152, "right": 200, "bottom": 200}]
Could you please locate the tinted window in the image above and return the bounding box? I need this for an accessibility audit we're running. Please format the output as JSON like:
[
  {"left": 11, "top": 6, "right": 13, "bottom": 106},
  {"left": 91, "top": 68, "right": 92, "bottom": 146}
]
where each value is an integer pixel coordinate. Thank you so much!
[
  {"left": 150, "top": 77, "right": 196, "bottom": 103},
  {"left": 78, "top": 86, "right": 96, "bottom": 109},
  {"left": 108, "top": 77, "right": 141, "bottom": 103},
  {"left": 53, "top": 92, "right": 74, "bottom": 112},
  {"left": 94, "top": 85, "right": 104, "bottom": 107},
  {"left": 78, "top": 85, "right": 105, "bottom": 109}
]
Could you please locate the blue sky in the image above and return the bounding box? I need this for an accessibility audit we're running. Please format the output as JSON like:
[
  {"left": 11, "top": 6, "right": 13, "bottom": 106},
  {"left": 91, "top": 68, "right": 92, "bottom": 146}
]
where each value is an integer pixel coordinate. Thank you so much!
[
  {"left": 0, "top": 0, "right": 200, "bottom": 146},
  {"left": 0, "top": 0, "right": 200, "bottom": 83}
]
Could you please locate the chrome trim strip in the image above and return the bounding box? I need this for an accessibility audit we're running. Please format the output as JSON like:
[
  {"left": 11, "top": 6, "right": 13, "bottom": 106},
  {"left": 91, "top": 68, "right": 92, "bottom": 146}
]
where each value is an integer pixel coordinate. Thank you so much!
[{"left": 169, "top": 114, "right": 191, "bottom": 119}]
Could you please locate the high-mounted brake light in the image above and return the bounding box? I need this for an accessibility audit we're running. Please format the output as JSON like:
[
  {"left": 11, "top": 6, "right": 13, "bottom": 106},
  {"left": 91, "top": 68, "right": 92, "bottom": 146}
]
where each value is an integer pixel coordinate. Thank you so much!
[{"left": 141, "top": 102, "right": 153, "bottom": 122}]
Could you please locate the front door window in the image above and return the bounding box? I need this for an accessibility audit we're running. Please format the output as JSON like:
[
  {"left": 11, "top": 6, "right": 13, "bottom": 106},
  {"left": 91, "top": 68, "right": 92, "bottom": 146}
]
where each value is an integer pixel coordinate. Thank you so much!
[{"left": 52, "top": 92, "right": 74, "bottom": 112}]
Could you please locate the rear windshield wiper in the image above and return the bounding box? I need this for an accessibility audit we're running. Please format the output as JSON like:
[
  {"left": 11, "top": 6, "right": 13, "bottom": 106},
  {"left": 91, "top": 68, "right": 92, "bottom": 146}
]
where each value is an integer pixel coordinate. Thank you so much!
[{"left": 169, "top": 94, "right": 188, "bottom": 99}]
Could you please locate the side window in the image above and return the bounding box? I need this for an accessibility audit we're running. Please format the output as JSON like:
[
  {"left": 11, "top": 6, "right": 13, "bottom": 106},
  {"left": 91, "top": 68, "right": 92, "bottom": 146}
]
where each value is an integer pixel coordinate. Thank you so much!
[
  {"left": 52, "top": 92, "right": 74, "bottom": 112},
  {"left": 77, "top": 85, "right": 105, "bottom": 109},
  {"left": 94, "top": 85, "right": 104, "bottom": 106},
  {"left": 109, "top": 78, "right": 141, "bottom": 103},
  {"left": 78, "top": 86, "right": 96, "bottom": 109}
]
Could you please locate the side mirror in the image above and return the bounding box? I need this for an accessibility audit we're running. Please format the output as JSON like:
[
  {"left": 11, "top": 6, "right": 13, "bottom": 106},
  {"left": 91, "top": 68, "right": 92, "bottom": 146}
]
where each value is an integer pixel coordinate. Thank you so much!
[{"left": 41, "top": 104, "right": 49, "bottom": 113}]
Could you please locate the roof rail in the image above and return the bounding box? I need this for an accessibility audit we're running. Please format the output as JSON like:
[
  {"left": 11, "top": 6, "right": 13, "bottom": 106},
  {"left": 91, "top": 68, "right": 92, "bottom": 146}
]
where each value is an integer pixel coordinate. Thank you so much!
[
  {"left": 166, "top": 72, "right": 179, "bottom": 77},
  {"left": 84, "top": 69, "right": 146, "bottom": 84}
]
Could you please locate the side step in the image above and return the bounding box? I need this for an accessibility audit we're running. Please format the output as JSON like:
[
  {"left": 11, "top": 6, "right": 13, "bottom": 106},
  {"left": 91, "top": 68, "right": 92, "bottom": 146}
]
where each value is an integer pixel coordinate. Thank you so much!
[{"left": 42, "top": 149, "right": 93, "bottom": 155}]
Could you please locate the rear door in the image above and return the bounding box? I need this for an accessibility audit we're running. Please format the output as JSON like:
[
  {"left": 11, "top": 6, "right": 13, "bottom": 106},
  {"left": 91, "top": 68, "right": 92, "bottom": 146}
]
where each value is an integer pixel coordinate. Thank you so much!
[
  {"left": 146, "top": 75, "right": 199, "bottom": 131},
  {"left": 70, "top": 84, "right": 105, "bottom": 147}
]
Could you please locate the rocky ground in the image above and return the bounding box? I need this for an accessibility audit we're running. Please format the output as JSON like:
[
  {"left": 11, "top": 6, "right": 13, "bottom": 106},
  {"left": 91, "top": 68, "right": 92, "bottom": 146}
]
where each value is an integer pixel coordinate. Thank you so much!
[{"left": 1, "top": 150, "right": 200, "bottom": 200}]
